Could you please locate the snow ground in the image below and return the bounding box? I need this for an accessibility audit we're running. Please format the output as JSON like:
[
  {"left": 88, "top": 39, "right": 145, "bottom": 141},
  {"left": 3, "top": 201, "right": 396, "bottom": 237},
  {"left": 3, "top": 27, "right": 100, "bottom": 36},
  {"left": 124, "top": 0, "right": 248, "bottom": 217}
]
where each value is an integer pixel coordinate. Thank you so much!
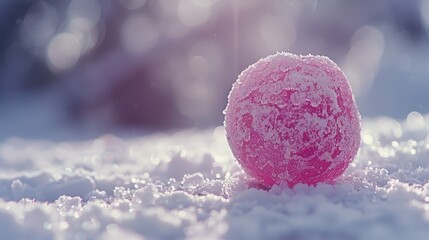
[{"left": 1, "top": 114, "right": 429, "bottom": 240}]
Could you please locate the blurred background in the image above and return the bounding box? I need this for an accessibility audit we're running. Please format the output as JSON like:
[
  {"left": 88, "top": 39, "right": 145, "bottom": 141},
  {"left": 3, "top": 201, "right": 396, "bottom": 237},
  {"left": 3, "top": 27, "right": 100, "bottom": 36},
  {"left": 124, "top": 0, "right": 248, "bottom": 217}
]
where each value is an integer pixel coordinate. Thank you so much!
[{"left": 1, "top": 0, "right": 429, "bottom": 140}]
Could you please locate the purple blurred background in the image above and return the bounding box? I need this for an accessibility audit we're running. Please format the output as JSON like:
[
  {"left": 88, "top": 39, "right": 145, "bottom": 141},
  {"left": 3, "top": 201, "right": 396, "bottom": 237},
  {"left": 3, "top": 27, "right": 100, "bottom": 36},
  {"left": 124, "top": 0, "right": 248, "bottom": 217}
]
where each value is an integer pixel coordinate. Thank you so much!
[{"left": 1, "top": 0, "right": 429, "bottom": 140}]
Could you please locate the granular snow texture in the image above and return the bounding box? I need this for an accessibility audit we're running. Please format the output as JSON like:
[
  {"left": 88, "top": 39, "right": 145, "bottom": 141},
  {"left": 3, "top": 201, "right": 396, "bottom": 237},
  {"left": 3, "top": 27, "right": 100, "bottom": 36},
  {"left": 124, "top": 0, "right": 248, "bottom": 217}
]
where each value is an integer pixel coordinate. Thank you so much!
[
  {"left": 225, "top": 53, "right": 361, "bottom": 187},
  {"left": 1, "top": 115, "right": 429, "bottom": 240}
]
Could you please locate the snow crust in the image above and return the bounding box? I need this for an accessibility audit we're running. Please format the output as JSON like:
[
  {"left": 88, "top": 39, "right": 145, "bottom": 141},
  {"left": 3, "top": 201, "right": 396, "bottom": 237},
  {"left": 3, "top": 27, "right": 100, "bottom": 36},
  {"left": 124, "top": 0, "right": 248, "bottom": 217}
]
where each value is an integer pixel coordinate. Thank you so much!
[{"left": 1, "top": 116, "right": 429, "bottom": 239}]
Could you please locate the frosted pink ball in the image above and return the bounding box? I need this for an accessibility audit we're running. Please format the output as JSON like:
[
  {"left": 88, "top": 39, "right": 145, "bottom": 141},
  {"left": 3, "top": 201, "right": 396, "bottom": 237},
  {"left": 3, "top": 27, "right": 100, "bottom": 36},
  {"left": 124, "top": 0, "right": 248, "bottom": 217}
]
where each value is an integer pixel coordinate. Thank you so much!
[{"left": 224, "top": 53, "right": 361, "bottom": 187}]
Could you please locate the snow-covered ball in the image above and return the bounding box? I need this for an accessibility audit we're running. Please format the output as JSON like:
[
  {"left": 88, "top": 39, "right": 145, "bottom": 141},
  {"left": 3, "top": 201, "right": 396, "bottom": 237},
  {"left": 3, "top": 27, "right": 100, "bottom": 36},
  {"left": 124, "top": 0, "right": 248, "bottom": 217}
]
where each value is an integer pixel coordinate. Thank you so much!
[{"left": 224, "top": 52, "right": 361, "bottom": 187}]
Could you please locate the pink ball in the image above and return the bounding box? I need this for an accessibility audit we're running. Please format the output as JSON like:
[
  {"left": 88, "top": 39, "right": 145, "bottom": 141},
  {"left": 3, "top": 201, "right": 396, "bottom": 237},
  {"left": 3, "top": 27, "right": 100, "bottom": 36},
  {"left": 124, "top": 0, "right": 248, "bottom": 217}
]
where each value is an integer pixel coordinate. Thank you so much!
[{"left": 224, "top": 53, "right": 361, "bottom": 187}]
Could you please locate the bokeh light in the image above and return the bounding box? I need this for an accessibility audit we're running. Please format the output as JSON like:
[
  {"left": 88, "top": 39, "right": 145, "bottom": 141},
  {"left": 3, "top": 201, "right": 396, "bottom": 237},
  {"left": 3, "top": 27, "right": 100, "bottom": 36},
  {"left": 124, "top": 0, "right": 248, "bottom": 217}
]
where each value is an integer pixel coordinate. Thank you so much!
[
  {"left": 20, "top": 2, "right": 57, "bottom": 53},
  {"left": 421, "top": 0, "right": 429, "bottom": 29},
  {"left": 1, "top": 0, "right": 429, "bottom": 139},
  {"left": 343, "top": 26, "right": 385, "bottom": 96},
  {"left": 121, "top": 14, "right": 159, "bottom": 54},
  {"left": 47, "top": 33, "right": 81, "bottom": 72},
  {"left": 177, "top": 0, "right": 212, "bottom": 27}
]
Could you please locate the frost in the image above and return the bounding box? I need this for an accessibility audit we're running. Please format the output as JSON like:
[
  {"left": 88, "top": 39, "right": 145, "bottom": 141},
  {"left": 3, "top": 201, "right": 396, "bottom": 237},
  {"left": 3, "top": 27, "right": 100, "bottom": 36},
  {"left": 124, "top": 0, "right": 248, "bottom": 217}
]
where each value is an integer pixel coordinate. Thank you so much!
[{"left": 224, "top": 53, "right": 361, "bottom": 186}]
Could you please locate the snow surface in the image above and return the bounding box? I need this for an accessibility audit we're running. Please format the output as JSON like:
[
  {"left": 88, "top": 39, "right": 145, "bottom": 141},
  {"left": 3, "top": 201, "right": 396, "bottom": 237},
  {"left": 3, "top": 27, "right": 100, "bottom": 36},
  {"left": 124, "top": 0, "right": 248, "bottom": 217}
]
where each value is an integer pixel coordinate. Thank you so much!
[{"left": 1, "top": 115, "right": 429, "bottom": 239}]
